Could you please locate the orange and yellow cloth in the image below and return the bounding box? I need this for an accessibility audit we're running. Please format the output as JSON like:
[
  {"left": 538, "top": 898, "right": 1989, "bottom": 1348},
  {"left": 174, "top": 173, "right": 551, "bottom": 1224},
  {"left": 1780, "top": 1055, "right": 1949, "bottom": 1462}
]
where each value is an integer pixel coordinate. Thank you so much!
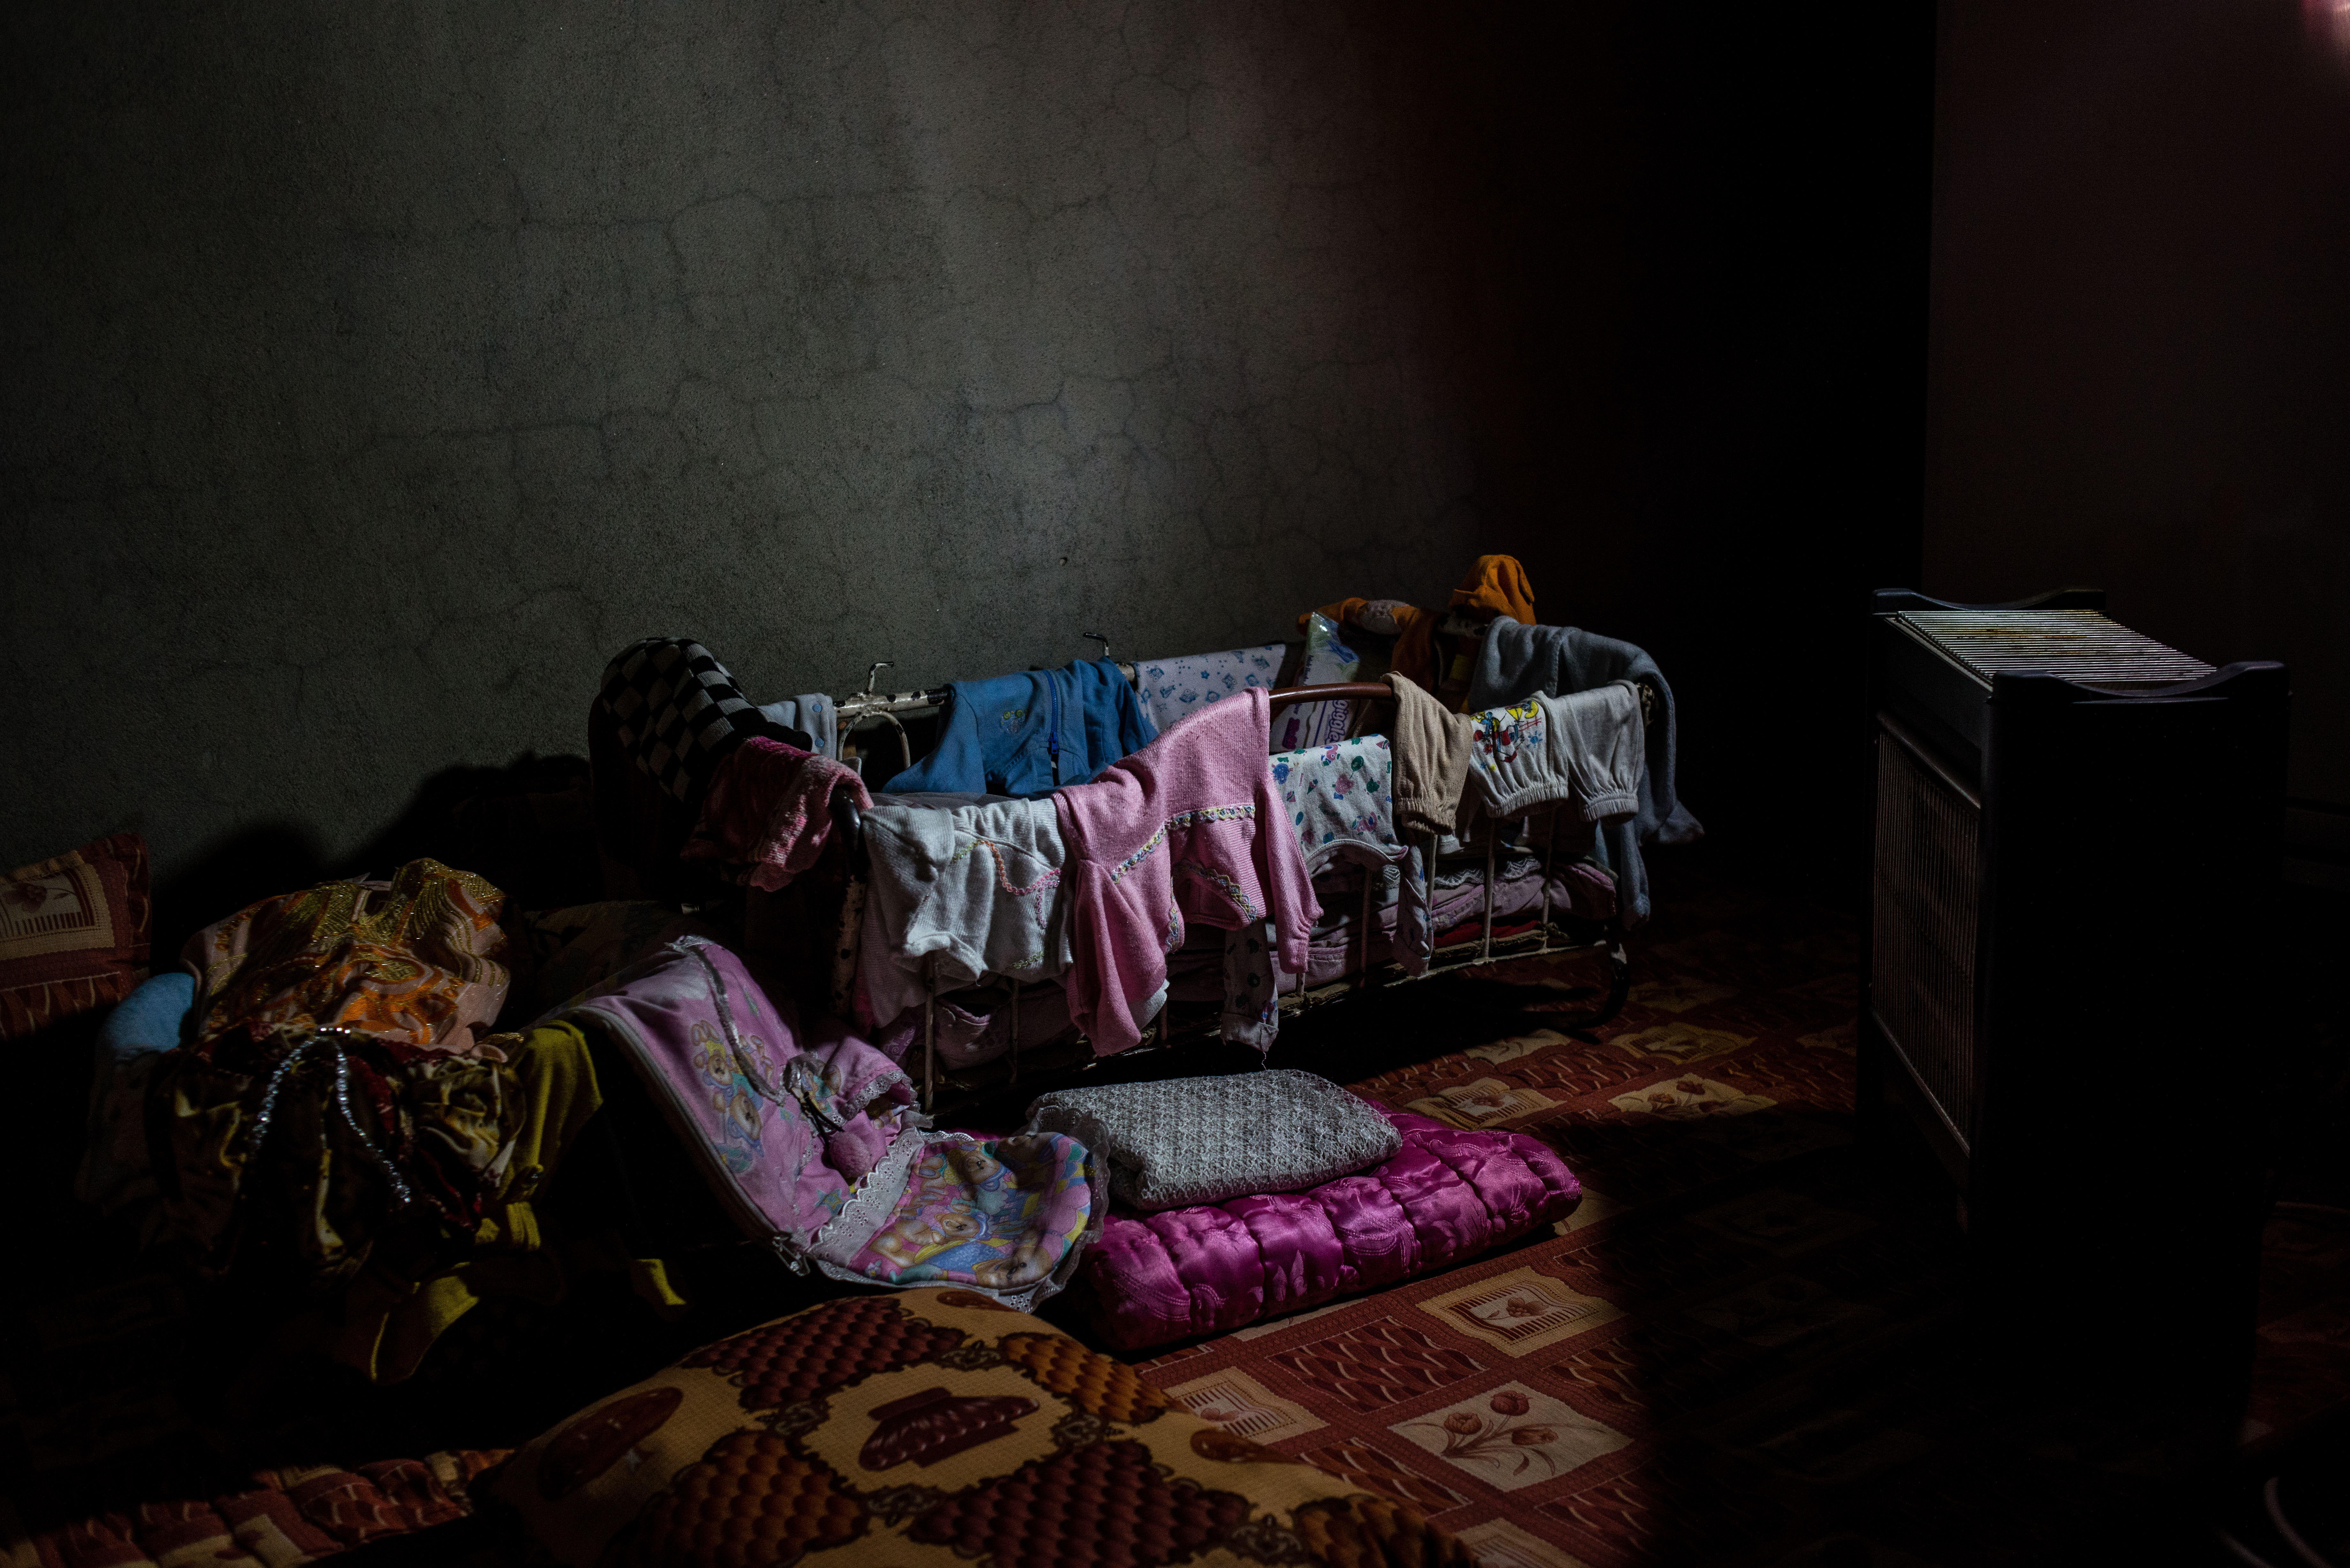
[{"left": 1301, "top": 553, "right": 1536, "bottom": 708}]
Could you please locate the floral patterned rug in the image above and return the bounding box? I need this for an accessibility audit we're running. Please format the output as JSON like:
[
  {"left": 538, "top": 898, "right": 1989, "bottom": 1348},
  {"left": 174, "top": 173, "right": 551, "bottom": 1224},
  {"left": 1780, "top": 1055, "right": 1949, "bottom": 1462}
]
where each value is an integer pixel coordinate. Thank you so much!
[{"left": 1130, "top": 871, "right": 2350, "bottom": 1566}]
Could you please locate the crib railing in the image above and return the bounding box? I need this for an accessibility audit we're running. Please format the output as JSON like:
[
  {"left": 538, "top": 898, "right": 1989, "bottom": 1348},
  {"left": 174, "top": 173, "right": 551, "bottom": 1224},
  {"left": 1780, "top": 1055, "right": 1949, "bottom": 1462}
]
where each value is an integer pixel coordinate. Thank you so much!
[
  {"left": 1235, "top": 681, "right": 1630, "bottom": 1040},
  {"left": 871, "top": 678, "right": 1634, "bottom": 1111}
]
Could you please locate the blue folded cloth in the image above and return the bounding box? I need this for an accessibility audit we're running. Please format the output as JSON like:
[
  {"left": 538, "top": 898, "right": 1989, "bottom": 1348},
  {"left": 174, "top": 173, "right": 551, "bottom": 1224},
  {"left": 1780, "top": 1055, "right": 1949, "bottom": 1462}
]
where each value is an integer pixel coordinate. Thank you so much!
[
  {"left": 885, "top": 660, "right": 1157, "bottom": 798},
  {"left": 97, "top": 969, "right": 194, "bottom": 1059}
]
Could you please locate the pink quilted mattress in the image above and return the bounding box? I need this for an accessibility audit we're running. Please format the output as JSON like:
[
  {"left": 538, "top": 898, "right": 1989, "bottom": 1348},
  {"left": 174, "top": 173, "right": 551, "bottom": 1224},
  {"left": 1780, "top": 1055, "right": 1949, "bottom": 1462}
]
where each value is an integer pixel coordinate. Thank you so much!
[{"left": 1075, "top": 1107, "right": 1582, "bottom": 1351}]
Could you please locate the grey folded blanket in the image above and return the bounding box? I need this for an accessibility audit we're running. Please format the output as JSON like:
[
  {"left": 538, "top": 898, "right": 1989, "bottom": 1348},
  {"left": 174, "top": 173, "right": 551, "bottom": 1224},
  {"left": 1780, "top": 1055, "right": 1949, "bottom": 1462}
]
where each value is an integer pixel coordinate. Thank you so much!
[{"left": 1020, "top": 1068, "right": 1401, "bottom": 1211}]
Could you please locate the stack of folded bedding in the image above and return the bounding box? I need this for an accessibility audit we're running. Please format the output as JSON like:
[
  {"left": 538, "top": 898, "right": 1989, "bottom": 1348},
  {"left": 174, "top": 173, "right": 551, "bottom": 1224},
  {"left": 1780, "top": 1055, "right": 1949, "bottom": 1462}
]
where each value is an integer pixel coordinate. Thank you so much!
[
  {"left": 1163, "top": 849, "right": 1615, "bottom": 999},
  {"left": 1023, "top": 1070, "right": 1583, "bottom": 1350},
  {"left": 868, "top": 976, "right": 1086, "bottom": 1076},
  {"left": 1295, "top": 854, "right": 1616, "bottom": 986}
]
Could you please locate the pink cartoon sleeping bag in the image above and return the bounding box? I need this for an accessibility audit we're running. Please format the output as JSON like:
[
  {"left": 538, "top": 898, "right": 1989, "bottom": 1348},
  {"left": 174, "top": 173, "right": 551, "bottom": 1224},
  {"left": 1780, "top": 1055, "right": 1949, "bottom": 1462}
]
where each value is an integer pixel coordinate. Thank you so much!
[{"left": 559, "top": 937, "right": 1100, "bottom": 1311}]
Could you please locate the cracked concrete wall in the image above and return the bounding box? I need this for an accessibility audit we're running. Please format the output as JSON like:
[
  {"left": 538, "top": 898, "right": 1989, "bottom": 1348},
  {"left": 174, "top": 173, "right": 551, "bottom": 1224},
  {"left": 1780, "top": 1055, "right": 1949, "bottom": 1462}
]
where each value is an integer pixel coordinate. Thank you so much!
[{"left": 3, "top": 0, "right": 1512, "bottom": 887}]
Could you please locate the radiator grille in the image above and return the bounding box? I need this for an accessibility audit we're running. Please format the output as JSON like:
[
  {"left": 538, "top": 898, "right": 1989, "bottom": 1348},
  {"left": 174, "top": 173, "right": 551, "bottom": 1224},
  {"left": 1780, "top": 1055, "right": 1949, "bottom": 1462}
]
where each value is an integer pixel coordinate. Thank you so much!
[{"left": 1872, "top": 719, "right": 1982, "bottom": 1149}]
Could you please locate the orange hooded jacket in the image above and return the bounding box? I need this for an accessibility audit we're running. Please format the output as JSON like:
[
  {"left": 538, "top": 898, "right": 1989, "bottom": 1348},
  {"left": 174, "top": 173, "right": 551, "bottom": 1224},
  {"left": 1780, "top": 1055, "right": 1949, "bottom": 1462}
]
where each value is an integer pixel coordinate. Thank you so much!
[{"left": 1300, "top": 554, "right": 1535, "bottom": 708}]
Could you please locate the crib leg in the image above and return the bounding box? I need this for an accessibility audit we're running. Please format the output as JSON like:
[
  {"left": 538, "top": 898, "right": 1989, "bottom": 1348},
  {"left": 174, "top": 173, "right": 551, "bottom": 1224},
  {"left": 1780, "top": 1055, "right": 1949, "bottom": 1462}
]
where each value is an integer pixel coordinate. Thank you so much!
[
  {"left": 1480, "top": 832, "right": 1497, "bottom": 965},
  {"left": 1539, "top": 806, "right": 1558, "bottom": 956},
  {"left": 922, "top": 966, "right": 936, "bottom": 1113}
]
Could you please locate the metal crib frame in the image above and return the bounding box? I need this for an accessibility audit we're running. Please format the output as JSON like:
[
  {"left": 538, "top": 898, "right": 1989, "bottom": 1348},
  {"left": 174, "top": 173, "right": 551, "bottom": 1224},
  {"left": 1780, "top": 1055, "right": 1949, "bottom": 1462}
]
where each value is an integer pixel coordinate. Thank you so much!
[
  {"left": 862, "top": 678, "right": 1634, "bottom": 1112},
  {"left": 1189, "top": 680, "right": 1630, "bottom": 1044}
]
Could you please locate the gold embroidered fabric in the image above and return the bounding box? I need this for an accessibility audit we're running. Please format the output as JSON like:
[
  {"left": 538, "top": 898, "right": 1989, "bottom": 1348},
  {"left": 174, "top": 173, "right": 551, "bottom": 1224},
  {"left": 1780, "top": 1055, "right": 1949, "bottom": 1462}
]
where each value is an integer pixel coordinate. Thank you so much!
[{"left": 186, "top": 858, "right": 511, "bottom": 1059}]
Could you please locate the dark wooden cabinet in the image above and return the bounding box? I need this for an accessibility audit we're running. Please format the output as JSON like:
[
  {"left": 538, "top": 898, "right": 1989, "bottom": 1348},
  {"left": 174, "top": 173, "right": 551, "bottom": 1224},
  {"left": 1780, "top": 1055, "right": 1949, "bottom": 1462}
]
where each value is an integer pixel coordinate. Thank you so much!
[{"left": 1861, "top": 587, "right": 2288, "bottom": 1431}]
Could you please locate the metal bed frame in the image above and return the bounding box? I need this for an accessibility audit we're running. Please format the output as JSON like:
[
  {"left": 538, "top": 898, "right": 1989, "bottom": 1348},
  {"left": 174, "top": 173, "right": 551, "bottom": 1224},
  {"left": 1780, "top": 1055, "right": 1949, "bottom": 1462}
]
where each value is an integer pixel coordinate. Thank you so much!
[
  {"left": 826, "top": 672, "right": 1635, "bottom": 1112},
  {"left": 1170, "top": 681, "right": 1630, "bottom": 1045}
]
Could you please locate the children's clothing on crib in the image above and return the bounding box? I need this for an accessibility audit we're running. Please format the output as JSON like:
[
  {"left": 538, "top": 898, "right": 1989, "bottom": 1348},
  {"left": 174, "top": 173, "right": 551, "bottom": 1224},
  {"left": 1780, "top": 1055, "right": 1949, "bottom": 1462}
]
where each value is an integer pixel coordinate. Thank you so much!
[
  {"left": 757, "top": 694, "right": 838, "bottom": 759},
  {"left": 856, "top": 794, "right": 1074, "bottom": 1032},
  {"left": 1462, "top": 682, "right": 1645, "bottom": 824},
  {"left": 1302, "top": 554, "right": 1537, "bottom": 702},
  {"left": 1383, "top": 672, "right": 1477, "bottom": 836},
  {"left": 1131, "top": 644, "right": 1284, "bottom": 734},
  {"left": 1260, "top": 730, "right": 1433, "bottom": 992},
  {"left": 1271, "top": 735, "right": 1407, "bottom": 875},
  {"left": 682, "top": 737, "right": 871, "bottom": 892},
  {"left": 884, "top": 659, "right": 1156, "bottom": 799},
  {"left": 1052, "top": 690, "right": 1320, "bottom": 1056},
  {"left": 1467, "top": 618, "right": 1703, "bottom": 924}
]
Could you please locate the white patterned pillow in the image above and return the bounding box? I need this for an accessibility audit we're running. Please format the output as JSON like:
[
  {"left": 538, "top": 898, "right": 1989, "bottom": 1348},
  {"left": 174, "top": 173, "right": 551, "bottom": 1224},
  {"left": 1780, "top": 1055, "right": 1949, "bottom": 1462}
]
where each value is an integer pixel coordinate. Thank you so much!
[{"left": 1020, "top": 1069, "right": 1401, "bottom": 1211}]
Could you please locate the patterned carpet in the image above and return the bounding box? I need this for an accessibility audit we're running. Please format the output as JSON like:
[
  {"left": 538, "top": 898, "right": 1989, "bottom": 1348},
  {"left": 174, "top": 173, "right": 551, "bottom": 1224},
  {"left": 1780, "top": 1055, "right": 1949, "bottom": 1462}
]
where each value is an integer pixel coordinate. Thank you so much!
[
  {"left": 4, "top": 866, "right": 2346, "bottom": 1565},
  {"left": 1129, "top": 872, "right": 2350, "bottom": 1567}
]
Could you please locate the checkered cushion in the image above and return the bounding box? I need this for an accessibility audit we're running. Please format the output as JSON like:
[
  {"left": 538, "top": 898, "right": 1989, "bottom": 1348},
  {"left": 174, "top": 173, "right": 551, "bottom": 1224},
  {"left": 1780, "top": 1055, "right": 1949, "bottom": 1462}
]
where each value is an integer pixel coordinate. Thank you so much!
[{"left": 598, "top": 638, "right": 804, "bottom": 803}]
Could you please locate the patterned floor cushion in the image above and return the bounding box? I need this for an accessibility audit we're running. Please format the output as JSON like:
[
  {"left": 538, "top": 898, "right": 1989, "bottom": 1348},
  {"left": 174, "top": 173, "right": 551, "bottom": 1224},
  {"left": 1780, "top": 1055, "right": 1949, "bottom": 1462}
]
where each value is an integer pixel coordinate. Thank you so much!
[
  {"left": 491, "top": 1286, "right": 1475, "bottom": 1567},
  {"left": 1079, "top": 1108, "right": 1584, "bottom": 1352}
]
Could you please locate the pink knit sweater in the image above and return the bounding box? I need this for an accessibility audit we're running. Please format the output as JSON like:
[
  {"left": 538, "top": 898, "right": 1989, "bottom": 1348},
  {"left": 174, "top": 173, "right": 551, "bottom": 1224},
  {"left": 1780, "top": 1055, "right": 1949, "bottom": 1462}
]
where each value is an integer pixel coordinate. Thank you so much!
[{"left": 1053, "top": 689, "right": 1321, "bottom": 1054}]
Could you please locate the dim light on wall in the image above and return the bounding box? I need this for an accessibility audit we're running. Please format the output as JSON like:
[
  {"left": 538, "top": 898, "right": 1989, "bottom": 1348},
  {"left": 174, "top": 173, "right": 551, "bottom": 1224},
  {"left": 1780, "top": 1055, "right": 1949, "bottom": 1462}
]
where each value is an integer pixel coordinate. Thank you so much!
[{"left": 2309, "top": 0, "right": 2350, "bottom": 63}]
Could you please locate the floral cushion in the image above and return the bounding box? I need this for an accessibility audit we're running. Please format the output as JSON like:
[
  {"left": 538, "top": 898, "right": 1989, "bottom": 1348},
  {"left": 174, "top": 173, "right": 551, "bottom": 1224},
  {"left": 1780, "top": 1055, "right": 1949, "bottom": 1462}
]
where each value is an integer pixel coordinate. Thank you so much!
[
  {"left": 492, "top": 1287, "right": 1474, "bottom": 1568},
  {"left": 0, "top": 831, "right": 149, "bottom": 1040}
]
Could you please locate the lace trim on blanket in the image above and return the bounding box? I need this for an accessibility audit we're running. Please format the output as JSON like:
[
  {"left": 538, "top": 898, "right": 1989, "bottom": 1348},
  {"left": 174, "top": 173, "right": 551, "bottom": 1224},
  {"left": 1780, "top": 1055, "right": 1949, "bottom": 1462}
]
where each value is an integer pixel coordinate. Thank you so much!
[
  {"left": 807, "top": 1124, "right": 926, "bottom": 1265},
  {"left": 1109, "top": 803, "right": 1255, "bottom": 882}
]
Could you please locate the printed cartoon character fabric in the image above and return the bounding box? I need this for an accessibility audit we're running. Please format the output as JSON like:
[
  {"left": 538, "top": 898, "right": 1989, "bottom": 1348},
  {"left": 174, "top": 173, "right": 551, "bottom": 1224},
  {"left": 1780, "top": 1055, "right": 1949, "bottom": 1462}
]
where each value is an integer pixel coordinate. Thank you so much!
[
  {"left": 0, "top": 830, "right": 151, "bottom": 1040},
  {"left": 561, "top": 938, "right": 898, "bottom": 1251},
  {"left": 491, "top": 1288, "right": 1476, "bottom": 1568},
  {"left": 1132, "top": 643, "right": 1286, "bottom": 733},
  {"left": 183, "top": 858, "right": 512, "bottom": 1059},
  {"left": 680, "top": 735, "right": 873, "bottom": 892},
  {"left": 1466, "top": 617, "right": 1704, "bottom": 926},
  {"left": 1052, "top": 690, "right": 1322, "bottom": 1056},
  {"left": 834, "top": 1132, "right": 1096, "bottom": 1298},
  {"left": 1462, "top": 683, "right": 1644, "bottom": 825},
  {"left": 560, "top": 938, "right": 1097, "bottom": 1311},
  {"left": 1077, "top": 1106, "right": 1582, "bottom": 1352},
  {"left": 885, "top": 659, "right": 1157, "bottom": 798}
]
